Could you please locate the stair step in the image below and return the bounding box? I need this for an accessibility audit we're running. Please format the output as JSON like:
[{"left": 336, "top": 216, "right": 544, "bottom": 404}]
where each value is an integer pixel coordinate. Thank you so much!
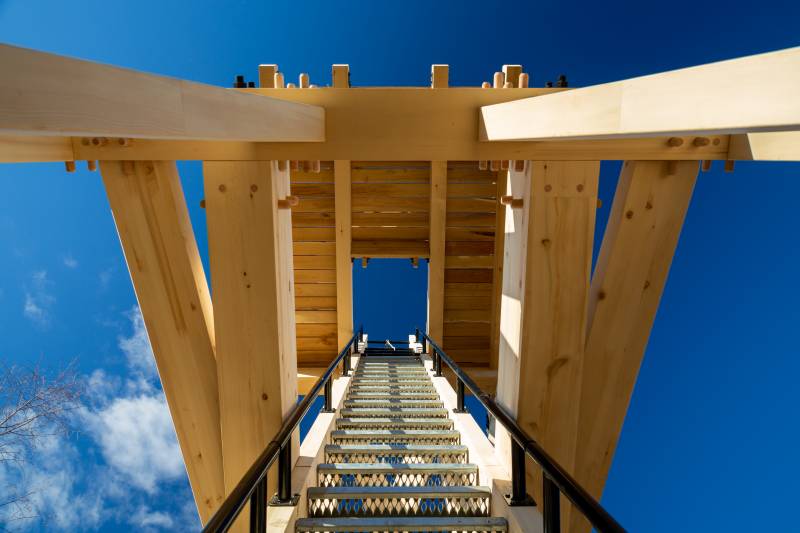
[
  {"left": 317, "top": 463, "right": 479, "bottom": 487},
  {"left": 352, "top": 378, "right": 432, "bottom": 384},
  {"left": 356, "top": 368, "right": 428, "bottom": 374},
  {"left": 295, "top": 516, "right": 508, "bottom": 533},
  {"left": 336, "top": 418, "right": 454, "bottom": 430},
  {"left": 346, "top": 389, "right": 439, "bottom": 401},
  {"left": 343, "top": 399, "right": 444, "bottom": 408},
  {"left": 330, "top": 430, "right": 460, "bottom": 445},
  {"left": 350, "top": 383, "right": 436, "bottom": 389},
  {"left": 339, "top": 408, "right": 449, "bottom": 418},
  {"left": 325, "top": 444, "right": 468, "bottom": 464},
  {"left": 306, "top": 485, "right": 492, "bottom": 517}
]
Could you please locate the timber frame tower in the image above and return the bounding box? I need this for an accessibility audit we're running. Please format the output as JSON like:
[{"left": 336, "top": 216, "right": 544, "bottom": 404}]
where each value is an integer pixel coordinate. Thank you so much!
[{"left": 1, "top": 43, "right": 798, "bottom": 532}]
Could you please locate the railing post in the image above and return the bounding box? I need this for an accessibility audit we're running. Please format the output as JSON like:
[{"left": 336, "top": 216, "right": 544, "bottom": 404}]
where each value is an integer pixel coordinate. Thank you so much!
[
  {"left": 249, "top": 476, "right": 267, "bottom": 533},
  {"left": 435, "top": 351, "right": 442, "bottom": 377},
  {"left": 322, "top": 377, "right": 335, "bottom": 413},
  {"left": 269, "top": 441, "right": 299, "bottom": 506},
  {"left": 506, "top": 439, "right": 536, "bottom": 506},
  {"left": 343, "top": 346, "right": 351, "bottom": 377},
  {"left": 543, "top": 473, "right": 561, "bottom": 533},
  {"left": 454, "top": 378, "right": 468, "bottom": 413}
]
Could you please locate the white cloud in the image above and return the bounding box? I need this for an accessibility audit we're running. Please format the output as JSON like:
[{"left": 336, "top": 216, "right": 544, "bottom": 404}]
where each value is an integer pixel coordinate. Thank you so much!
[
  {"left": 98, "top": 268, "right": 112, "bottom": 289},
  {"left": 119, "top": 307, "right": 157, "bottom": 379},
  {"left": 22, "top": 270, "right": 55, "bottom": 327},
  {"left": 131, "top": 506, "right": 175, "bottom": 529},
  {"left": 62, "top": 256, "right": 78, "bottom": 269},
  {"left": 83, "top": 393, "right": 184, "bottom": 494}
]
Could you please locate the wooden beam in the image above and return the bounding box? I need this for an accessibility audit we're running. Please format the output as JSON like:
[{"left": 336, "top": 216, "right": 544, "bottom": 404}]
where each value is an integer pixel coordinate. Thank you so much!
[
  {"left": 72, "top": 91, "right": 730, "bottom": 163},
  {"left": 571, "top": 160, "right": 698, "bottom": 533},
  {"left": 203, "top": 161, "right": 298, "bottom": 503},
  {"left": 332, "top": 65, "right": 352, "bottom": 352},
  {"left": 517, "top": 161, "right": 599, "bottom": 523},
  {"left": 0, "top": 44, "right": 324, "bottom": 141},
  {"left": 480, "top": 47, "right": 800, "bottom": 141},
  {"left": 728, "top": 131, "right": 800, "bottom": 161},
  {"left": 100, "top": 160, "right": 224, "bottom": 523},
  {"left": 0, "top": 135, "right": 74, "bottom": 162},
  {"left": 334, "top": 160, "right": 352, "bottom": 351},
  {"left": 427, "top": 65, "right": 449, "bottom": 346}
]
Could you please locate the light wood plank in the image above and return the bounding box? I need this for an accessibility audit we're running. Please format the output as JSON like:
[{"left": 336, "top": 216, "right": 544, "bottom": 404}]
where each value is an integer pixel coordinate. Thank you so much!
[
  {"left": 334, "top": 160, "right": 353, "bottom": 350},
  {"left": 203, "top": 161, "right": 298, "bottom": 504},
  {"left": 728, "top": 131, "right": 800, "bottom": 161},
  {"left": 351, "top": 240, "right": 429, "bottom": 258},
  {"left": 0, "top": 44, "right": 324, "bottom": 141},
  {"left": 489, "top": 166, "right": 507, "bottom": 370},
  {"left": 571, "top": 161, "right": 698, "bottom": 533},
  {"left": 101, "top": 161, "right": 224, "bottom": 522},
  {"left": 481, "top": 47, "right": 800, "bottom": 141},
  {"left": 0, "top": 135, "right": 74, "bottom": 162}
]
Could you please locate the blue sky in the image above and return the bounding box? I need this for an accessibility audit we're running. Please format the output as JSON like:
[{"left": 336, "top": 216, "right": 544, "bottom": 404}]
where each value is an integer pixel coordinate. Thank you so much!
[{"left": 1, "top": 0, "right": 799, "bottom": 531}]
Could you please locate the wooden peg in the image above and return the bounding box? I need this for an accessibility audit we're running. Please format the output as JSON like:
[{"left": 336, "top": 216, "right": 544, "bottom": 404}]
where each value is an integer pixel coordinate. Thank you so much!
[
  {"left": 701, "top": 160, "right": 712, "bottom": 172},
  {"left": 500, "top": 160, "right": 509, "bottom": 170},
  {"left": 667, "top": 137, "right": 684, "bottom": 147},
  {"left": 309, "top": 84, "right": 318, "bottom": 88},
  {"left": 411, "top": 257, "right": 419, "bottom": 269},
  {"left": 503, "top": 81, "right": 513, "bottom": 88},
  {"left": 258, "top": 64, "right": 277, "bottom": 88},
  {"left": 87, "top": 160, "right": 97, "bottom": 172},
  {"left": 478, "top": 161, "right": 488, "bottom": 170},
  {"left": 274, "top": 72, "right": 285, "bottom": 88},
  {"left": 116, "top": 138, "right": 132, "bottom": 147},
  {"left": 302, "top": 160, "right": 312, "bottom": 172},
  {"left": 90, "top": 137, "right": 108, "bottom": 147},
  {"left": 286, "top": 82, "right": 296, "bottom": 88},
  {"left": 277, "top": 195, "right": 299, "bottom": 209},
  {"left": 724, "top": 160, "right": 735, "bottom": 173},
  {"left": 200, "top": 199, "right": 206, "bottom": 209},
  {"left": 299, "top": 73, "right": 310, "bottom": 88},
  {"left": 311, "top": 160, "right": 321, "bottom": 173},
  {"left": 514, "top": 160, "right": 525, "bottom": 172},
  {"left": 332, "top": 64, "right": 350, "bottom": 88},
  {"left": 277, "top": 160, "right": 287, "bottom": 171},
  {"left": 493, "top": 72, "right": 504, "bottom": 89},
  {"left": 596, "top": 199, "right": 603, "bottom": 209},
  {"left": 481, "top": 81, "right": 491, "bottom": 88},
  {"left": 666, "top": 161, "right": 678, "bottom": 176},
  {"left": 361, "top": 257, "right": 369, "bottom": 269},
  {"left": 490, "top": 160, "right": 499, "bottom": 171},
  {"left": 500, "top": 196, "right": 524, "bottom": 209},
  {"left": 290, "top": 160, "right": 300, "bottom": 171},
  {"left": 64, "top": 161, "right": 76, "bottom": 173},
  {"left": 518, "top": 73, "right": 529, "bottom": 88},
  {"left": 693, "top": 136, "right": 711, "bottom": 147}
]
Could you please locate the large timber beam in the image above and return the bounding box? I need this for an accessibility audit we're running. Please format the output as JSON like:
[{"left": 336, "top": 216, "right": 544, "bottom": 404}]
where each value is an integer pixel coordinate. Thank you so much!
[
  {"left": 728, "top": 131, "right": 800, "bottom": 161},
  {"left": 333, "top": 65, "right": 353, "bottom": 350},
  {"left": 100, "top": 160, "right": 224, "bottom": 523},
  {"left": 0, "top": 44, "right": 324, "bottom": 141},
  {"left": 518, "top": 161, "right": 599, "bottom": 523},
  {"left": 480, "top": 47, "right": 800, "bottom": 141},
  {"left": 203, "top": 161, "right": 298, "bottom": 508},
  {"left": 427, "top": 65, "right": 449, "bottom": 346},
  {"left": 570, "top": 160, "right": 699, "bottom": 533}
]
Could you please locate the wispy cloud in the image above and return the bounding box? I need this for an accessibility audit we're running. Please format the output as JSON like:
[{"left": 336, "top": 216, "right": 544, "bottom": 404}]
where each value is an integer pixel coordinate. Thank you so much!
[
  {"left": 22, "top": 270, "right": 55, "bottom": 327},
  {"left": 62, "top": 256, "right": 78, "bottom": 269},
  {"left": 98, "top": 268, "right": 113, "bottom": 290},
  {"left": 1, "top": 307, "right": 196, "bottom": 531}
]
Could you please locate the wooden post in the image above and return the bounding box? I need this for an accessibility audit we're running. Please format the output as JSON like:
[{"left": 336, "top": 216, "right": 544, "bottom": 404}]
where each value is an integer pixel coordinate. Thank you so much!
[
  {"left": 427, "top": 65, "right": 449, "bottom": 347},
  {"left": 203, "top": 161, "right": 298, "bottom": 515},
  {"left": 100, "top": 160, "right": 224, "bottom": 523},
  {"left": 333, "top": 64, "right": 353, "bottom": 351}
]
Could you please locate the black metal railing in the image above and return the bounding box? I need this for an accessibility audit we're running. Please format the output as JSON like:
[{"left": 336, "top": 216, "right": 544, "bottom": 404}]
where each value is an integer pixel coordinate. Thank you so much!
[
  {"left": 416, "top": 329, "right": 626, "bottom": 533},
  {"left": 202, "top": 327, "right": 363, "bottom": 533}
]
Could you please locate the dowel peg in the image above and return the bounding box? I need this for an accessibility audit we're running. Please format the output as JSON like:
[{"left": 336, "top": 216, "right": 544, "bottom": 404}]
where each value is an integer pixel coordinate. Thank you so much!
[
  {"left": 500, "top": 195, "right": 524, "bottom": 209},
  {"left": 277, "top": 195, "right": 299, "bottom": 209}
]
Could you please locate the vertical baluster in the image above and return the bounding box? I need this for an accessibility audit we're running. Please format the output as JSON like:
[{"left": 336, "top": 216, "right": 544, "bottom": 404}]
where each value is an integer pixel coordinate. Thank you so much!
[
  {"left": 455, "top": 378, "right": 467, "bottom": 413},
  {"left": 543, "top": 474, "right": 561, "bottom": 533},
  {"left": 507, "top": 440, "right": 535, "bottom": 506},
  {"left": 323, "top": 377, "right": 334, "bottom": 412},
  {"left": 249, "top": 476, "right": 267, "bottom": 533}
]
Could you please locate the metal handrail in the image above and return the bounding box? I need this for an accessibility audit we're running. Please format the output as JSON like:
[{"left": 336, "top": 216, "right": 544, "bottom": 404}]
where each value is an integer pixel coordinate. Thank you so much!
[
  {"left": 417, "top": 330, "right": 626, "bottom": 533},
  {"left": 202, "top": 326, "right": 363, "bottom": 533}
]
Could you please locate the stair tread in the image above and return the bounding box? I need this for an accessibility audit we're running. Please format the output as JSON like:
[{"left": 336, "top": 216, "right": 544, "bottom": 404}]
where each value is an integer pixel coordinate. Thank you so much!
[
  {"left": 318, "top": 462, "right": 477, "bottom": 472},
  {"left": 307, "top": 485, "right": 491, "bottom": 496},
  {"left": 295, "top": 517, "right": 508, "bottom": 529},
  {"left": 325, "top": 444, "right": 468, "bottom": 452}
]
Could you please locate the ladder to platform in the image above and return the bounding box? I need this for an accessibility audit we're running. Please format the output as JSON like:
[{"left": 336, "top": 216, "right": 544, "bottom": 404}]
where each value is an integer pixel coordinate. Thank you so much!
[{"left": 295, "top": 346, "right": 508, "bottom": 533}]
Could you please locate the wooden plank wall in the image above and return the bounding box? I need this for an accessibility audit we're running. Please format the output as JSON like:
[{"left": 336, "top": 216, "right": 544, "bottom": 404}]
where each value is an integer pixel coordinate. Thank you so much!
[
  {"left": 292, "top": 162, "right": 338, "bottom": 365},
  {"left": 442, "top": 162, "right": 499, "bottom": 366}
]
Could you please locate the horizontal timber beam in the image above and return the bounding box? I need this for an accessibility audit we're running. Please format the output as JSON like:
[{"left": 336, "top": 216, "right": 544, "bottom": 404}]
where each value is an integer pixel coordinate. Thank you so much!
[
  {"left": 480, "top": 47, "right": 800, "bottom": 141},
  {"left": 0, "top": 44, "right": 324, "bottom": 142},
  {"left": 728, "top": 131, "right": 800, "bottom": 161},
  {"left": 66, "top": 88, "right": 729, "bottom": 162}
]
